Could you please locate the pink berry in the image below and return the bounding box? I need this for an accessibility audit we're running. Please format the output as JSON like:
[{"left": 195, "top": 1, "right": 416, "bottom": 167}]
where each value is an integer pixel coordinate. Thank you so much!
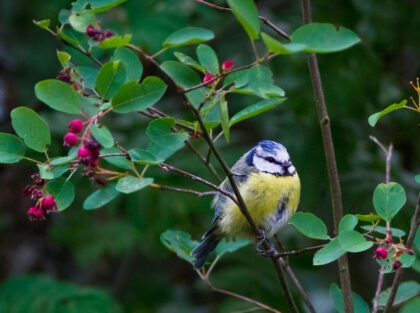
[
  {"left": 104, "top": 30, "right": 114, "bottom": 38},
  {"left": 393, "top": 260, "right": 402, "bottom": 270},
  {"left": 78, "top": 147, "right": 91, "bottom": 158},
  {"left": 68, "top": 119, "right": 83, "bottom": 134},
  {"left": 203, "top": 72, "right": 214, "bottom": 84},
  {"left": 41, "top": 196, "right": 57, "bottom": 213},
  {"left": 222, "top": 60, "right": 234, "bottom": 70},
  {"left": 373, "top": 247, "right": 388, "bottom": 259},
  {"left": 63, "top": 132, "right": 78, "bottom": 147},
  {"left": 27, "top": 206, "right": 45, "bottom": 221}
]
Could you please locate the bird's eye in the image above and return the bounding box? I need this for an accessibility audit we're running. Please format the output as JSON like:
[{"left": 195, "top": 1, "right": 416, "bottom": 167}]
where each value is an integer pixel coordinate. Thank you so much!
[{"left": 265, "top": 157, "right": 277, "bottom": 163}]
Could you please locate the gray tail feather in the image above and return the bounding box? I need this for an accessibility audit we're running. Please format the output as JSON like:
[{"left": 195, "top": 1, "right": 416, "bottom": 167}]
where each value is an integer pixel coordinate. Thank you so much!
[{"left": 192, "top": 228, "right": 220, "bottom": 269}]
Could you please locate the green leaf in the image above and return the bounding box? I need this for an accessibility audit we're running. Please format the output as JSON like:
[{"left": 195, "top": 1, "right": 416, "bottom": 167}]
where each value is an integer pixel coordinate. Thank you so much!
[
  {"left": 230, "top": 98, "right": 286, "bottom": 126},
  {"left": 339, "top": 214, "right": 358, "bottom": 233},
  {"left": 57, "top": 28, "right": 80, "bottom": 46},
  {"left": 0, "top": 133, "right": 25, "bottom": 163},
  {"left": 161, "top": 60, "right": 207, "bottom": 107},
  {"left": 163, "top": 27, "right": 214, "bottom": 48},
  {"left": 160, "top": 230, "right": 199, "bottom": 264},
  {"left": 69, "top": 10, "right": 96, "bottom": 33},
  {"left": 101, "top": 147, "right": 132, "bottom": 170},
  {"left": 414, "top": 227, "right": 420, "bottom": 251},
  {"left": 373, "top": 182, "right": 406, "bottom": 221},
  {"left": 215, "top": 238, "right": 250, "bottom": 257},
  {"left": 368, "top": 100, "right": 407, "bottom": 127},
  {"left": 11, "top": 107, "right": 51, "bottom": 153},
  {"left": 97, "top": 34, "right": 132, "bottom": 48},
  {"left": 83, "top": 184, "right": 120, "bottom": 210},
  {"left": 37, "top": 164, "right": 54, "bottom": 179},
  {"left": 219, "top": 99, "right": 230, "bottom": 142},
  {"left": 46, "top": 178, "right": 75, "bottom": 211},
  {"left": 113, "top": 47, "right": 143, "bottom": 82},
  {"left": 90, "top": 124, "right": 114, "bottom": 148},
  {"left": 0, "top": 275, "right": 123, "bottom": 313},
  {"left": 227, "top": 0, "right": 260, "bottom": 40},
  {"left": 330, "top": 283, "right": 370, "bottom": 313},
  {"left": 400, "top": 253, "right": 416, "bottom": 268},
  {"left": 415, "top": 175, "right": 420, "bottom": 184},
  {"left": 57, "top": 50, "right": 71, "bottom": 66},
  {"left": 313, "top": 238, "right": 345, "bottom": 266},
  {"left": 338, "top": 230, "right": 373, "bottom": 253},
  {"left": 116, "top": 176, "right": 153, "bottom": 194},
  {"left": 35, "top": 79, "right": 81, "bottom": 114},
  {"left": 90, "top": 0, "right": 127, "bottom": 13},
  {"left": 400, "top": 298, "right": 420, "bottom": 313},
  {"left": 196, "top": 44, "right": 219, "bottom": 75},
  {"left": 174, "top": 52, "right": 204, "bottom": 72},
  {"left": 146, "top": 117, "right": 188, "bottom": 152},
  {"left": 290, "top": 212, "right": 330, "bottom": 240},
  {"left": 237, "top": 65, "right": 285, "bottom": 98},
  {"left": 224, "top": 69, "right": 249, "bottom": 89},
  {"left": 355, "top": 213, "right": 381, "bottom": 223},
  {"left": 378, "top": 281, "right": 420, "bottom": 307},
  {"left": 96, "top": 61, "right": 126, "bottom": 99},
  {"left": 58, "top": 9, "right": 71, "bottom": 24},
  {"left": 112, "top": 77, "right": 167, "bottom": 113},
  {"left": 128, "top": 149, "right": 162, "bottom": 165},
  {"left": 360, "top": 225, "right": 406, "bottom": 237},
  {"left": 33, "top": 19, "right": 50, "bottom": 29},
  {"left": 78, "top": 66, "right": 99, "bottom": 89},
  {"left": 261, "top": 33, "right": 306, "bottom": 54},
  {"left": 52, "top": 165, "right": 70, "bottom": 178},
  {"left": 291, "top": 23, "right": 361, "bottom": 53}
]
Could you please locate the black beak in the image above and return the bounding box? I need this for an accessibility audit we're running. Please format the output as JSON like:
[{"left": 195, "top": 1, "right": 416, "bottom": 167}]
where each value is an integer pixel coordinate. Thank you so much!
[{"left": 283, "top": 161, "right": 292, "bottom": 168}]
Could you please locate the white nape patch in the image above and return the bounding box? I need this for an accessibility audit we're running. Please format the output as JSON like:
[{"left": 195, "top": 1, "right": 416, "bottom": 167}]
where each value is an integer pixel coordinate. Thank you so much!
[
  {"left": 276, "top": 151, "right": 290, "bottom": 163},
  {"left": 288, "top": 166, "right": 296, "bottom": 175},
  {"left": 253, "top": 156, "right": 283, "bottom": 174}
]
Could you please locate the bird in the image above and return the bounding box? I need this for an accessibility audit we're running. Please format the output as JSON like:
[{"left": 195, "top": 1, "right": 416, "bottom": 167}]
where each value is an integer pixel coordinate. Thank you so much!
[{"left": 192, "top": 140, "right": 300, "bottom": 269}]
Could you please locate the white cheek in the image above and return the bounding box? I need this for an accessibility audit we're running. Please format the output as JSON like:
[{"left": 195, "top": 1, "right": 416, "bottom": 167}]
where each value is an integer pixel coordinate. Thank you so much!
[
  {"left": 276, "top": 151, "right": 289, "bottom": 162},
  {"left": 253, "top": 157, "right": 283, "bottom": 174}
]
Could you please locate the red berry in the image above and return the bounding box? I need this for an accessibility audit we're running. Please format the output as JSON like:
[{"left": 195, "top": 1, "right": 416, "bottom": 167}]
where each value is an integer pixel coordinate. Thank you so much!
[
  {"left": 27, "top": 206, "right": 45, "bottom": 221},
  {"left": 393, "top": 260, "right": 402, "bottom": 270},
  {"left": 86, "top": 25, "right": 97, "bottom": 37},
  {"left": 41, "top": 196, "right": 57, "bottom": 213},
  {"left": 68, "top": 119, "right": 84, "bottom": 133},
  {"left": 222, "top": 60, "right": 234, "bottom": 70},
  {"left": 90, "top": 159, "right": 98, "bottom": 168},
  {"left": 373, "top": 247, "right": 388, "bottom": 259},
  {"left": 58, "top": 72, "right": 71, "bottom": 83},
  {"left": 104, "top": 30, "right": 114, "bottom": 38},
  {"left": 78, "top": 147, "right": 91, "bottom": 158},
  {"left": 63, "top": 132, "right": 78, "bottom": 147},
  {"left": 203, "top": 72, "right": 214, "bottom": 84}
]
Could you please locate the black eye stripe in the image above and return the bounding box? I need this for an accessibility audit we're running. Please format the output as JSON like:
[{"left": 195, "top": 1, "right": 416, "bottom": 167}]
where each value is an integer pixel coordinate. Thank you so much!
[{"left": 264, "top": 156, "right": 280, "bottom": 164}]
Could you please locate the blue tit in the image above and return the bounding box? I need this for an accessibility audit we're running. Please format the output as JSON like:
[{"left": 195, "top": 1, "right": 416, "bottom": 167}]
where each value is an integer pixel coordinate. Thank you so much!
[{"left": 192, "top": 140, "right": 300, "bottom": 269}]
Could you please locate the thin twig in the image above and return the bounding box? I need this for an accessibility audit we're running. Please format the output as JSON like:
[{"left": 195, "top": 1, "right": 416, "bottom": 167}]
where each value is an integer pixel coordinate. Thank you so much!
[
  {"left": 276, "top": 244, "right": 325, "bottom": 257},
  {"left": 150, "top": 183, "right": 218, "bottom": 197},
  {"left": 300, "top": 1, "right": 353, "bottom": 312},
  {"left": 372, "top": 266, "right": 385, "bottom": 313},
  {"left": 383, "top": 191, "right": 420, "bottom": 313},
  {"left": 185, "top": 140, "right": 222, "bottom": 182},
  {"left": 44, "top": 27, "right": 102, "bottom": 67},
  {"left": 159, "top": 163, "right": 237, "bottom": 204},
  {"left": 195, "top": 0, "right": 290, "bottom": 40}
]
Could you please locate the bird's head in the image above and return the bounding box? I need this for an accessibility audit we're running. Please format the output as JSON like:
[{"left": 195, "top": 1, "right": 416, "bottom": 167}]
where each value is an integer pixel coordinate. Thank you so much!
[{"left": 246, "top": 140, "right": 296, "bottom": 176}]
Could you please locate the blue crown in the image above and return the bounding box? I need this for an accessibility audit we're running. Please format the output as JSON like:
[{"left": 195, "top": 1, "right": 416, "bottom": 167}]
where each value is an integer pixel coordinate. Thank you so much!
[{"left": 246, "top": 140, "right": 285, "bottom": 165}]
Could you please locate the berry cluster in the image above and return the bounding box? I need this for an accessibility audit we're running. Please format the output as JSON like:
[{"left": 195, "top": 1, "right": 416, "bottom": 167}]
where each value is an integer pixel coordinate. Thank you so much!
[
  {"left": 372, "top": 229, "right": 414, "bottom": 270},
  {"left": 23, "top": 174, "right": 57, "bottom": 221},
  {"left": 63, "top": 119, "right": 83, "bottom": 147},
  {"left": 202, "top": 60, "right": 234, "bottom": 85},
  {"left": 86, "top": 24, "right": 114, "bottom": 42},
  {"left": 57, "top": 67, "right": 79, "bottom": 91}
]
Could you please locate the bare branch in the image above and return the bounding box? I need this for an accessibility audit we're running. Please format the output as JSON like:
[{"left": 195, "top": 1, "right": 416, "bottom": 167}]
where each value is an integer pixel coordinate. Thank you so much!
[
  {"left": 301, "top": 1, "right": 353, "bottom": 312},
  {"left": 150, "top": 183, "right": 218, "bottom": 197},
  {"left": 185, "top": 140, "right": 223, "bottom": 182}
]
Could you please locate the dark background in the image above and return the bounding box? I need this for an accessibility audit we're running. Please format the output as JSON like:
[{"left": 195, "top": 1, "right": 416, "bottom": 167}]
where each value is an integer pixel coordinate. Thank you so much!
[{"left": 0, "top": 0, "right": 419, "bottom": 312}]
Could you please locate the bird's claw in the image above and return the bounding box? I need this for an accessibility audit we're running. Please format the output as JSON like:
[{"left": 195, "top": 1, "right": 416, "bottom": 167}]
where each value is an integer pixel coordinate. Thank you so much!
[{"left": 255, "top": 229, "right": 277, "bottom": 257}]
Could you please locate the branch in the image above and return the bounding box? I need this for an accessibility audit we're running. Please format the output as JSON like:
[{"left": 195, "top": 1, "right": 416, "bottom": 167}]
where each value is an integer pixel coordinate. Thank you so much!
[
  {"left": 150, "top": 183, "right": 218, "bottom": 197},
  {"left": 383, "top": 191, "right": 420, "bottom": 313},
  {"left": 185, "top": 140, "right": 223, "bottom": 182},
  {"left": 300, "top": 1, "right": 354, "bottom": 312},
  {"left": 182, "top": 53, "right": 278, "bottom": 93},
  {"left": 44, "top": 27, "right": 102, "bottom": 67},
  {"left": 276, "top": 244, "right": 325, "bottom": 257},
  {"left": 160, "top": 163, "right": 238, "bottom": 204},
  {"left": 195, "top": 0, "right": 290, "bottom": 40}
]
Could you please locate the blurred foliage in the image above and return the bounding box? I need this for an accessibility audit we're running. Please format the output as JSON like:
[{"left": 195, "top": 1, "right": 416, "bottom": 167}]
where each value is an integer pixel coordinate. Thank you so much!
[{"left": 1, "top": 0, "right": 420, "bottom": 313}]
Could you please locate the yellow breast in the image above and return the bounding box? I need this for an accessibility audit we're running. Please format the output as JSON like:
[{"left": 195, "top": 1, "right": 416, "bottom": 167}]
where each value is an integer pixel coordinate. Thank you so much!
[{"left": 218, "top": 172, "right": 300, "bottom": 238}]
